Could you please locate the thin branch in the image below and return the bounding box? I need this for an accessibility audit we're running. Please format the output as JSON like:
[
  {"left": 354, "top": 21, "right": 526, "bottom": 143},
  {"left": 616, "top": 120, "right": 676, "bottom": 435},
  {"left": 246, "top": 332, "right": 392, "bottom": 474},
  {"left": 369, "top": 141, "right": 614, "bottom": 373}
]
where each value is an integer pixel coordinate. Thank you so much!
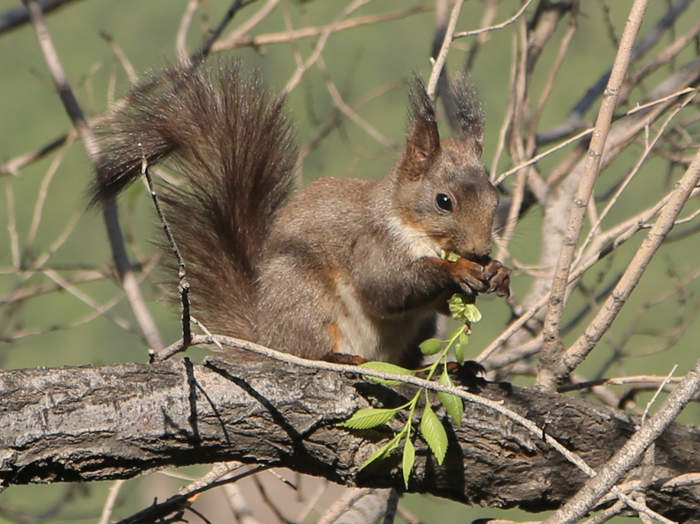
[
  {"left": 0, "top": 131, "right": 74, "bottom": 176},
  {"left": 426, "top": 0, "right": 463, "bottom": 100},
  {"left": 189, "top": 0, "right": 257, "bottom": 67},
  {"left": 555, "top": 147, "right": 700, "bottom": 380},
  {"left": 476, "top": 184, "right": 700, "bottom": 365},
  {"left": 98, "top": 479, "right": 125, "bottom": 524},
  {"left": 26, "top": 135, "right": 72, "bottom": 246},
  {"left": 211, "top": 4, "right": 433, "bottom": 52},
  {"left": 219, "top": 0, "right": 280, "bottom": 51},
  {"left": 141, "top": 159, "right": 191, "bottom": 348},
  {"left": 558, "top": 375, "right": 682, "bottom": 394},
  {"left": 22, "top": 0, "right": 163, "bottom": 349},
  {"left": 573, "top": 90, "right": 696, "bottom": 269},
  {"left": 537, "top": 0, "right": 650, "bottom": 390},
  {"left": 0, "top": 0, "right": 80, "bottom": 35},
  {"left": 453, "top": 0, "right": 534, "bottom": 39},
  {"left": 175, "top": 0, "right": 199, "bottom": 63},
  {"left": 283, "top": 0, "right": 372, "bottom": 95},
  {"left": 43, "top": 269, "right": 132, "bottom": 331},
  {"left": 4, "top": 183, "right": 20, "bottom": 270},
  {"left": 537, "top": 0, "right": 694, "bottom": 144},
  {"left": 117, "top": 464, "right": 267, "bottom": 524},
  {"left": 318, "top": 57, "right": 391, "bottom": 147}
]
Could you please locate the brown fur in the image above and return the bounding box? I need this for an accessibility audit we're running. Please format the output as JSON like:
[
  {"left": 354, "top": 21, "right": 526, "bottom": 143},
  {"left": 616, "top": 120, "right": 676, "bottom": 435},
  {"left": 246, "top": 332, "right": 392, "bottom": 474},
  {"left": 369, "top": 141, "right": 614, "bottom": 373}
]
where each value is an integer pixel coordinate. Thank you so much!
[{"left": 93, "top": 64, "right": 509, "bottom": 365}]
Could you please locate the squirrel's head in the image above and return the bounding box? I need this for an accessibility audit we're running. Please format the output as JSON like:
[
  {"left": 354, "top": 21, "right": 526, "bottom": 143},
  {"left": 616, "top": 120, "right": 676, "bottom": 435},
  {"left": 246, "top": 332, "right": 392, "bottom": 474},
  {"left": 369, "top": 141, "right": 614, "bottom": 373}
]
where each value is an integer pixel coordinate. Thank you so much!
[{"left": 393, "top": 76, "right": 498, "bottom": 260}]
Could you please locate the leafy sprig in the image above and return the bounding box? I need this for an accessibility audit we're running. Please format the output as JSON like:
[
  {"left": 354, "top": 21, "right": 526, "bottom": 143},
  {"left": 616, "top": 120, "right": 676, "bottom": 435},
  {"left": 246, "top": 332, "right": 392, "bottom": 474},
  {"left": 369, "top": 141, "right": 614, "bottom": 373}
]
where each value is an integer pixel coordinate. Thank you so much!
[{"left": 339, "top": 292, "right": 482, "bottom": 487}]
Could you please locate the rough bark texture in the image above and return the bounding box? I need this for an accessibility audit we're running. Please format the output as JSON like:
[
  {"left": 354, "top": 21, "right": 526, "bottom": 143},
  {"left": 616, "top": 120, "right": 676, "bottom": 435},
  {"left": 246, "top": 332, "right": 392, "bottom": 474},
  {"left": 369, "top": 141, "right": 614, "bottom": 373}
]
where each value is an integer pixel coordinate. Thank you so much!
[{"left": 0, "top": 357, "right": 698, "bottom": 521}]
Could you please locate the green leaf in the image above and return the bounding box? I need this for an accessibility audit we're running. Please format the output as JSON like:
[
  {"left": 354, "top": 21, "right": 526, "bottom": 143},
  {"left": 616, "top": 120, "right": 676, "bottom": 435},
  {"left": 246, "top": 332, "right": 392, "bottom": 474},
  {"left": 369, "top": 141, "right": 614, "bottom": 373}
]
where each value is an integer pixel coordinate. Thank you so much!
[
  {"left": 448, "top": 293, "right": 465, "bottom": 308},
  {"left": 402, "top": 438, "right": 416, "bottom": 489},
  {"left": 419, "top": 338, "right": 443, "bottom": 355},
  {"left": 446, "top": 251, "right": 461, "bottom": 262},
  {"left": 458, "top": 329, "right": 469, "bottom": 348},
  {"left": 438, "top": 369, "right": 464, "bottom": 425},
  {"left": 453, "top": 329, "right": 469, "bottom": 364},
  {"left": 454, "top": 338, "right": 465, "bottom": 365},
  {"left": 448, "top": 293, "right": 467, "bottom": 320},
  {"left": 464, "top": 304, "right": 482, "bottom": 323},
  {"left": 361, "top": 361, "right": 414, "bottom": 386},
  {"left": 359, "top": 434, "right": 402, "bottom": 470},
  {"left": 420, "top": 403, "right": 448, "bottom": 465},
  {"left": 338, "top": 407, "right": 398, "bottom": 430}
]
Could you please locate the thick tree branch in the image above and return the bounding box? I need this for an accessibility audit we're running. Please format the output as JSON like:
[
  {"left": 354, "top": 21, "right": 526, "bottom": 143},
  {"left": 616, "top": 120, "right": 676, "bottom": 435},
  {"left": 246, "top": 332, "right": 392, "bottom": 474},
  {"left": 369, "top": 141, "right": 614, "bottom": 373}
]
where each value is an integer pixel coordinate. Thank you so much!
[{"left": 0, "top": 357, "right": 698, "bottom": 521}]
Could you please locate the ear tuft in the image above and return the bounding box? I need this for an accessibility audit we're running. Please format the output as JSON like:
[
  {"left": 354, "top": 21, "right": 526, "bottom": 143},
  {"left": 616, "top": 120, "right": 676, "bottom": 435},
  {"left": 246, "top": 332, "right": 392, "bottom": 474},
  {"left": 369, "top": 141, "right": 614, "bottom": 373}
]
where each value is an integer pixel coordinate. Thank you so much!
[
  {"left": 400, "top": 76, "right": 441, "bottom": 180},
  {"left": 449, "top": 74, "right": 485, "bottom": 156}
]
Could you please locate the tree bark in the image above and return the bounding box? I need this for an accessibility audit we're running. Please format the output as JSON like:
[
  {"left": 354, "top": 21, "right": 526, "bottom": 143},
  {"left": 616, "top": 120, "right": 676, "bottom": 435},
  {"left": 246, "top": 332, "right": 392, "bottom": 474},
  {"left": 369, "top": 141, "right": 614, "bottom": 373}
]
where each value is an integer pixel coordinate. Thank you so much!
[{"left": 0, "top": 356, "right": 698, "bottom": 521}]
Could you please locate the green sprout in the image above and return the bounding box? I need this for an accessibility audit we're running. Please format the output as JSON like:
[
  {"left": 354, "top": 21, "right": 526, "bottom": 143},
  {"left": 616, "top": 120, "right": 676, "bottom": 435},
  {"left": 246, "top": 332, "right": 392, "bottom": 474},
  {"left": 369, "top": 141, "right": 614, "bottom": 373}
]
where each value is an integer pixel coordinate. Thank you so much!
[{"left": 339, "top": 291, "right": 482, "bottom": 488}]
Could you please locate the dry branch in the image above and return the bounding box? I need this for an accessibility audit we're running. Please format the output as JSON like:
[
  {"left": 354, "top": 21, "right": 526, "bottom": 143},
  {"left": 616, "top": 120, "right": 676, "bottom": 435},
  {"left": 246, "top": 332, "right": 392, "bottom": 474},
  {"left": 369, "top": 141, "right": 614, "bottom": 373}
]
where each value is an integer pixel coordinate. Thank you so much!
[{"left": 538, "top": 0, "right": 649, "bottom": 390}]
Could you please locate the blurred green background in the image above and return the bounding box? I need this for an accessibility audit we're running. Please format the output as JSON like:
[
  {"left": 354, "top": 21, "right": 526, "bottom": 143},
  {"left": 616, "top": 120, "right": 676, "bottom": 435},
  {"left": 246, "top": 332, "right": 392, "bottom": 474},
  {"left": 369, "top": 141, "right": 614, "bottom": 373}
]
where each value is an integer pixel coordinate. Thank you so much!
[{"left": 0, "top": 0, "right": 698, "bottom": 522}]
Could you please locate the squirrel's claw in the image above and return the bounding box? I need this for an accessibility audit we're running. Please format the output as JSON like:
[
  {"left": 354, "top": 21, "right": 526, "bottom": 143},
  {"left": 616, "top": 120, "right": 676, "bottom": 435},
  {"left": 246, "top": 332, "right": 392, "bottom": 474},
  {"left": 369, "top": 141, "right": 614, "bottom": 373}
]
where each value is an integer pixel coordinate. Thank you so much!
[
  {"left": 450, "top": 258, "right": 488, "bottom": 294},
  {"left": 444, "top": 256, "right": 511, "bottom": 296},
  {"left": 483, "top": 258, "right": 511, "bottom": 297}
]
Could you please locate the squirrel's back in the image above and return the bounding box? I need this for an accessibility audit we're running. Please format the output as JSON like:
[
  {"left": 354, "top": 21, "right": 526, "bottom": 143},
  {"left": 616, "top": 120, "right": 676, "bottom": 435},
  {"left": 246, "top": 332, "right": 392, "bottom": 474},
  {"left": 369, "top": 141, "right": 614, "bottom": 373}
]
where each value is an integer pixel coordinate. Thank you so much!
[{"left": 93, "top": 64, "right": 297, "bottom": 340}]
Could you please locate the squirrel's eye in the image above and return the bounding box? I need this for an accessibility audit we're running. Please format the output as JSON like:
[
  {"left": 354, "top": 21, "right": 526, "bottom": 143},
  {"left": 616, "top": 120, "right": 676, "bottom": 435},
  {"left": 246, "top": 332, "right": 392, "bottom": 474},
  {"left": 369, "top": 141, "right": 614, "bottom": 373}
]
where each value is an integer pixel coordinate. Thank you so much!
[{"left": 436, "top": 193, "right": 453, "bottom": 211}]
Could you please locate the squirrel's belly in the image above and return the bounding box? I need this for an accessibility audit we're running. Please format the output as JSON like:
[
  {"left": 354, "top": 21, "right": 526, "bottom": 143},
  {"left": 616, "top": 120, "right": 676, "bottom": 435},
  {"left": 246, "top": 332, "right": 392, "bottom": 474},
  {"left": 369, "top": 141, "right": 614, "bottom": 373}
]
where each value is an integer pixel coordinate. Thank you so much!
[
  {"left": 332, "top": 277, "right": 381, "bottom": 359},
  {"left": 332, "top": 276, "right": 424, "bottom": 364}
]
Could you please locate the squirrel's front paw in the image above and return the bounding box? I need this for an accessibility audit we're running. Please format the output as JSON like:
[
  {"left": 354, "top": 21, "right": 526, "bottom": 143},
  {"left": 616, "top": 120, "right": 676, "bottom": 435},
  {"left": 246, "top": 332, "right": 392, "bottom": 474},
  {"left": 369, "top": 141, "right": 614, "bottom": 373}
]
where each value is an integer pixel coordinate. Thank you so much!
[
  {"left": 446, "top": 258, "right": 489, "bottom": 294},
  {"left": 483, "top": 258, "right": 511, "bottom": 297}
]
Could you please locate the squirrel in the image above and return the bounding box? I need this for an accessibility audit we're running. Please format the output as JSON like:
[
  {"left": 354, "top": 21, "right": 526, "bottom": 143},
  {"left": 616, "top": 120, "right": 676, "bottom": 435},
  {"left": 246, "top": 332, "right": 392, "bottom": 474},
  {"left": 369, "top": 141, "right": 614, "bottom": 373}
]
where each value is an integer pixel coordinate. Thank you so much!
[{"left": 91, "top": 63, "right": 510, "bottom": 367}]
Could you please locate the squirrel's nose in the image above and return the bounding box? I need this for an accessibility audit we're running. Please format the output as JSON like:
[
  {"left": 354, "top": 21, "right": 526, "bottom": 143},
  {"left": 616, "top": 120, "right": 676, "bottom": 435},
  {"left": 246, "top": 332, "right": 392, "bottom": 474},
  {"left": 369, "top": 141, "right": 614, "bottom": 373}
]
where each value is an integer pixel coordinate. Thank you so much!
[{"left": 463, "top": 236, "right": 492, "bottom": 260}]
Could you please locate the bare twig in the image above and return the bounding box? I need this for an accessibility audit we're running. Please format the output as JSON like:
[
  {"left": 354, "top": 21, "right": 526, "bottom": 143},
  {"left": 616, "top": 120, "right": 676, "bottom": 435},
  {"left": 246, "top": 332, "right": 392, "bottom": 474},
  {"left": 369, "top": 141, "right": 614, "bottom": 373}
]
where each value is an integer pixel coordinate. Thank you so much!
[
  {"left": 477, "top": 181, "right": 700, "bottom": 365},
  {"left": 4, "top": 183, "right": 20, "bottom": 269},
  {"left": 189, "top": 0, "right": 257, "bottom": 67},
  {"left": 318, "top": 57, "right": 391, "bottom": 147},
  {"left": 0, "top": 0, "right": 79, "bottom": 35},
  {"left": 99, "top": 31, "right": 138, "bottom": 84},
  {"left": 175, "top": 0, "right": 199, "bottom": 63},
  {"left": 43, "top": 269, "right": 132, "bottom": 332},
  {"left": 141, "top": 159, "right": 191, "bottom": 349},
  {"left": 537, "top": 0, "right": 649, "bottom": 390},
  {"left": 543, "top": 357, "right": 700, "bottom": 524},
  {"left": 573, "top": 90, "right": 697, "bottom": 269},
  {"left": 558, "top": 375, "right": 682, "bottom": 394},
  {"left": 453, "top": 0, "right": 534, "bottom": 39},
  {"left": 555, "top": 147, "right": 700, "bottom": 380},
  {"left": 0, "top": 131, "right": 74, "bottom": 176},
  {"left": 26, "top": 135, "right": 72, "bottom": 246},
  {"left": 426, "top": 0, "right": 463, "bottom": 100},
  {"left": 317, "top": 488, "right": 395, "bottom": 524},
  {"left": 117, "top": 463, "right": 267, "bottom": 524},
  {"left": 283, "top": 0, "right": 372, "bottom": 95},
  {"left": 212, "top": 4, "right": 433, "bottom": 52},
  {"left": 98, "top": 479, "right": 126, "bottom": 524},
  {"left": 537, "top": 0, "right": 694, "bottom": 144},
  {"left": 22, "top": 0, "right": 163, "bottom": 349},
  {"left": 219, "top": 0, "right": 280, "bottom": 50}
]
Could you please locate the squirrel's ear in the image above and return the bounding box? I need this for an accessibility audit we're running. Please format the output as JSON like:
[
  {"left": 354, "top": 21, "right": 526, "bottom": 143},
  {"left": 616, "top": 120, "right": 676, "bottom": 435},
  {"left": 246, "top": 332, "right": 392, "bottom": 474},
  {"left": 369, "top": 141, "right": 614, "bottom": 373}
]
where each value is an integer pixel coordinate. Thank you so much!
[
  {"left": 449, "top": 74, "right": 484, "bottom": 158},
  {"left": 400, "top": 76, "right": 440, "bottom": 180}
]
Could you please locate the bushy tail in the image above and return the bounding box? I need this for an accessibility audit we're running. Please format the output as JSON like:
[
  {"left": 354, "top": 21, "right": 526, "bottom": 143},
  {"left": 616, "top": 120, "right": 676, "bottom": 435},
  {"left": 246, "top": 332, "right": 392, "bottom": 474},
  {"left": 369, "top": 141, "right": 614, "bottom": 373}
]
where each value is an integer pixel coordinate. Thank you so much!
[{"left": 92, "top": 63, "right": 297, "bottom": 339}]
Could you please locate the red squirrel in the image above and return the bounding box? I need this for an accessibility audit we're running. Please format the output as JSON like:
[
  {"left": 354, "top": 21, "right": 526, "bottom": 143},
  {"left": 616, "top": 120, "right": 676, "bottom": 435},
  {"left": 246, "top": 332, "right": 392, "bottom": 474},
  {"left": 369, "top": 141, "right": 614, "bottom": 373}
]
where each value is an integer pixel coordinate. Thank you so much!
[{"left": 91, "top": 63, "right": 510, "bottom": 367}]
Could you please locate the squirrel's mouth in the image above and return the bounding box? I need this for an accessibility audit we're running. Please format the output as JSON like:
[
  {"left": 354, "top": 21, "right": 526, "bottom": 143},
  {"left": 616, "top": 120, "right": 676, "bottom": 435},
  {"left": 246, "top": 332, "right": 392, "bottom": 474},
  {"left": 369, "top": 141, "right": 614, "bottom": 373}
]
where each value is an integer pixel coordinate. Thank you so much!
[{"left": 467, "top": 253, "right": 492, "bottom": 265}]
